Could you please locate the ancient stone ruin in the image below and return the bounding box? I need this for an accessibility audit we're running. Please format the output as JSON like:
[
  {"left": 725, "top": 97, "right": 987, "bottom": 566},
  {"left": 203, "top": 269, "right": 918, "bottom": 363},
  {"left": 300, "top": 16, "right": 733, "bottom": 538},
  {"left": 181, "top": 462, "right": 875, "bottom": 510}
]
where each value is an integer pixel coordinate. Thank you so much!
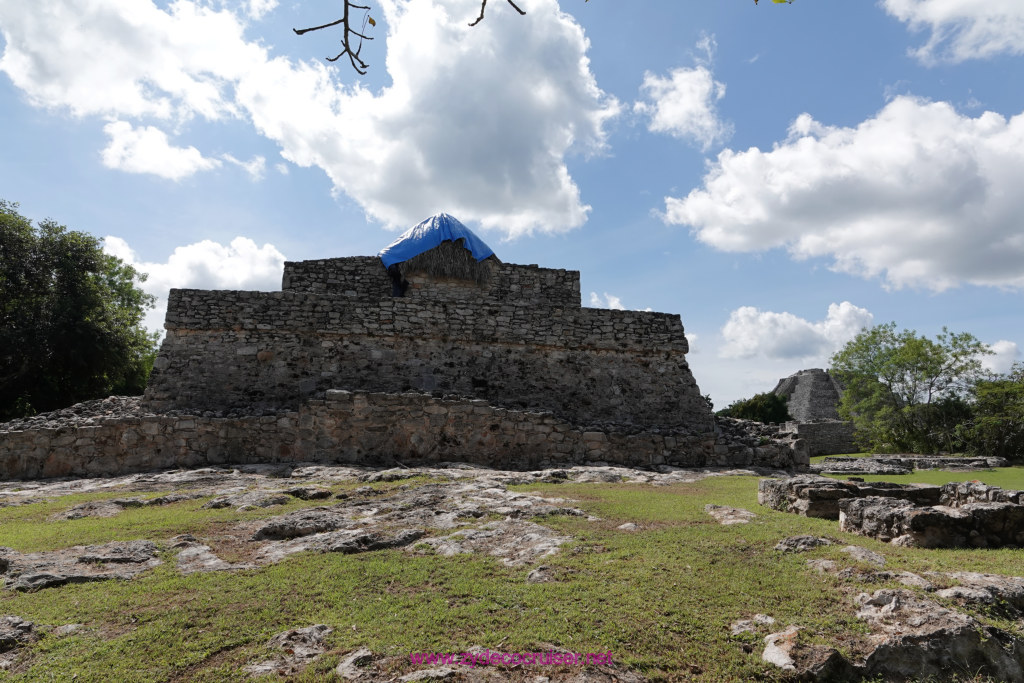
[
  {"left": 760, "top": 475, "right": 1024, "bottom": 549},
  {"left": 0, "top": 214, "right": 807, "bottom": 479},
  {"left": 773, "top": 368, "right": 856, "bottom": 455}
]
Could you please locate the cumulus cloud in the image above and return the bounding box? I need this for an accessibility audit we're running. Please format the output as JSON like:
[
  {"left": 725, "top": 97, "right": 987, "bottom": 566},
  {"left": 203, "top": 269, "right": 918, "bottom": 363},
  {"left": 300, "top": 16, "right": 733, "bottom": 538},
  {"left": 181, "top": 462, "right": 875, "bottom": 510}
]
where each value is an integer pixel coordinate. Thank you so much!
[
  {"left": 882, "top": 0, "right": 1024, "bottom": 63},
  {"left": 665, "top": 96, "right": 1024, "bottom": 291},
  {"left": 103, "top": 235, "right": 286, "bottom": 332},
  {"left": 720, "top": 302, "right": 874, "bottom": 361},
  {"left": 982, "top": 340, "right": 1021, "bottom": 375},
  {"left": 589, "top": 291, "right": 625, "bottom": 310},
  {"left": 0, "top": 0, "right": 618, "bottom": 236},
  {"left": 102, "top": 121, "right": 221, "bottom": 180},
  {"left": 634, "top": 34, "right": 731, "bottom": 151}
]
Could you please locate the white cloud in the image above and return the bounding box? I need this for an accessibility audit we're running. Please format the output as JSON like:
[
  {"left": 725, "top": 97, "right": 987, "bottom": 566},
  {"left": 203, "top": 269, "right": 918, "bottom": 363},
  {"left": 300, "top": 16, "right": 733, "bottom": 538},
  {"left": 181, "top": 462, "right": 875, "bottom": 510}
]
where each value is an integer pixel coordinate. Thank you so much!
[
  {"left": 634, "top": 35, "right": 731, "bottom": 151},
  {"left": 589, "top": 291, "right": 625, "bottom": 310},
  {"left": 882, "top": 0, "right": 1024, "bottom": 63},
  {"left": 720, "top": 302, "right": 874, "bottom": 361},
  {"left": 665, "top": 96, "right": 1024, "bottom": 291},
  {"left": 982, "top": 340, "right": 1021, "bottom": 375},
  {"left": 222, "top": 153, "right": 266, "bottom": 181},
  {"left": 101, "top": 120, "right": 221, "bottom": 180},
  {"left": 0, "top": 0, "right": 618, "bottom": 236},
  {"left": 103, "top": 235, "right": 286, "bottom": 333},
  {"left": 275, "top": 162, "right": 289, "bottom": 175},
  {"left": 246, "top": 0, "right": 277, "bottom": 20}
]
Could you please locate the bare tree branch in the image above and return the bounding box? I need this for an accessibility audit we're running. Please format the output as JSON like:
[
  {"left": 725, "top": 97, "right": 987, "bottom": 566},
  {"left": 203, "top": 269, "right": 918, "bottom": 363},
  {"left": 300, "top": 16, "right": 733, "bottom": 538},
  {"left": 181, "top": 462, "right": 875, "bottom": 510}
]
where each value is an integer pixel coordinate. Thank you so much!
[
  {"left": 469, "top": 0, "right": 526, "bottom": 27},
  {"left": 294, "top": 2, "right": 373, "bottom": 75}
]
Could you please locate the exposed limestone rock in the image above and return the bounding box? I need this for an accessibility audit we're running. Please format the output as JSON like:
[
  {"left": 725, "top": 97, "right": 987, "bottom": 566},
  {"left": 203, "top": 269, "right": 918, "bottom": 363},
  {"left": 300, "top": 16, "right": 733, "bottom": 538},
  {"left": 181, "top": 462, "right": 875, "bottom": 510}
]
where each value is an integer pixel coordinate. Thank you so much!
[
  {"left": 730, "top": 614, "right": 775, "bottom": 635},
  {"left": 416, "top": 520, "right": 569, "bottom": 567},
  {"left": 839, "top": 545, "right": 886, "bottom": 567},
  {"left": 0, "top": 616, "right": 37, "bottom": 652},
  {"left": 704, "top": 504, "right": 756, "bottom": 525},
  {"left": 762, "top": 625, "right": 800, "bottom": 671},
  {"left": 335, "top": 647, "right": 375, "bottom": 680},
  {"left": 774, "top": 535, "right": 832, "bottom": 553},
  {"left": 203, "top": 491, "right": 290, "bottom": 510},
  {"left": 854, "top": 589, "right": 1024, "bottom": 682},
  {"left": 171, "top": 536, "right": 255, "bottom": 575},
  {"left": 1, "top": 541, "right": 160, "bottom": 591},
  {"left": 244, "top": 625, "right": 333, "bottom": 677},
  {"left": 930, "top": 572, "right": 1024, "bottom": 617},
  {"left": 59, "top": 493, "right": 203, "bottom": 519}
]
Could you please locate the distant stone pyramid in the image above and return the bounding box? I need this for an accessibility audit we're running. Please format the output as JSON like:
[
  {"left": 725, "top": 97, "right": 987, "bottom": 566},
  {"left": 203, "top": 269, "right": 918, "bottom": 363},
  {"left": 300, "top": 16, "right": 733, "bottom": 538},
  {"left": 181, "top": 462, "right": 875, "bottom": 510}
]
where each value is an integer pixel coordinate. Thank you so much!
[{"left": 772, "top": 368, "right": 844, "bottom": 422}]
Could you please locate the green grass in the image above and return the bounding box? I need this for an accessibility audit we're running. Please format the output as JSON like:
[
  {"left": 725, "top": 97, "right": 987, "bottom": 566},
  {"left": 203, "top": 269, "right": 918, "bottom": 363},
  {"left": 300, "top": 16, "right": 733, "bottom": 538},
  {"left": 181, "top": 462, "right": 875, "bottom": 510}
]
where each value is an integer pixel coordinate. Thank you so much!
[{"left": 1, "top": 471, "right": 1022, "bottom": 681}]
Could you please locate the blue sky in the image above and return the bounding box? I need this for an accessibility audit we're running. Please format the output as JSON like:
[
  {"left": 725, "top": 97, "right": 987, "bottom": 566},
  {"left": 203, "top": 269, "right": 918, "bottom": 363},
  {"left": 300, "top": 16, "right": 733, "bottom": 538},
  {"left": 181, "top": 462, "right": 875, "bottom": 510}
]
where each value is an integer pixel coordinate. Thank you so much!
[{"left": 1, "top": 0, "right": 1022, "bottom": 407}]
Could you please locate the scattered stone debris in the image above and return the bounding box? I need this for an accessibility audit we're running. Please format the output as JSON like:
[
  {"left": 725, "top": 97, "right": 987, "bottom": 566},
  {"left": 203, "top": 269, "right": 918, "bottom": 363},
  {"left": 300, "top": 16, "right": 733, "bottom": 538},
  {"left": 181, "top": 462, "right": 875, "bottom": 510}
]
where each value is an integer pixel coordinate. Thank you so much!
[
  {"left": 705, "top": 504, "right": 756, "bottom": 525},
  {"left": 930, "top": 572, "right": 1024, "bottom": 617},
  {"left": 244, "top": 624, "right": 333, "bottom": 677},
  {"left": 283, "top": 486, "right": 333, "bottom": 500},
  {"left": 761, "top": 625, "right": 800, "bottom": 672},
  {"left": 1, "top": 541, "right": 160, "bottom": 591},
  {"left": 526, "top": 565, "right": 554, "bottom": 583},
  {"left": 774, "top": 535, "right": 832, "bottom": 553},
  {"left": 615, "top": 522, "right": 638, "bottom": 532}
]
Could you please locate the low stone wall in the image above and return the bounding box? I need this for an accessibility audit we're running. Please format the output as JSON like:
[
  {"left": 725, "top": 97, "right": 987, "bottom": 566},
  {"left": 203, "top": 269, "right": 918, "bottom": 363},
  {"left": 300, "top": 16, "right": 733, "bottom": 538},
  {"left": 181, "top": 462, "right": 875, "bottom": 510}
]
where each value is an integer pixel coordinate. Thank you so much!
[
  {"left": 1, "top": 392, "right": 806, "bottom": 480},
  {"left": 839, "top": 497, "right": 1024, "bottom": 548},
  {"left": 758, "top": 475, "right": 941, "bottom": 519},
  {"left": 780, "top": 420, "right": 856, "bottom": 456},
  {"left": 815, "top": 455, "right": 1010, "bottom": 475}
]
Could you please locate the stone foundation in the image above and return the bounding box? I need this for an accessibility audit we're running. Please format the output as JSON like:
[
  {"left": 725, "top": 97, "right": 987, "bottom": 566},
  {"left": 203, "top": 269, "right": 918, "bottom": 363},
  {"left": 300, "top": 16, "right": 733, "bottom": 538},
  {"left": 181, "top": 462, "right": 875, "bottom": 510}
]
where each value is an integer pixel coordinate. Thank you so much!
[
  {"left": 779, "top": 420, "right": 856, "bottom": 457},
  {"left": 1, "top": 391, "right": 807, "bottom": 480},
  {"left": 758, "top": 475, "right": 941, "bottom": 519}
]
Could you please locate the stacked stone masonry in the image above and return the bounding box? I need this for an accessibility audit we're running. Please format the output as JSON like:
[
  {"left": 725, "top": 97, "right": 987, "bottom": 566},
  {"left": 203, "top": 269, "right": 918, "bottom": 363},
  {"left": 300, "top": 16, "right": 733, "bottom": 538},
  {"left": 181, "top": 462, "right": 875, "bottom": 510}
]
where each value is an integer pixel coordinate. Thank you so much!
[
  {"left": 0, "top": 391, "right": 800, "bottom": 480},
  {"left": 3, "top": 254, "right": 812, "bottom": 478},
  {"left": 774, "top": 369, "right": 856, "bottom": 455},
  {"left": 145, "top": 263, "right": 709, "bottom": 430}
]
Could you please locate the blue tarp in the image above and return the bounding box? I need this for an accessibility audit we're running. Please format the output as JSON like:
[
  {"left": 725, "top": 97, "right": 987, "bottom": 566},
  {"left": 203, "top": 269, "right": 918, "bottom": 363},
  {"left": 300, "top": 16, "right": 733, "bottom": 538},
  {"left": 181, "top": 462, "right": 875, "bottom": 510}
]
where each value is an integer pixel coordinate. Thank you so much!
[{"left": 378, "top": 213, "right": 495, "bottom": 268}]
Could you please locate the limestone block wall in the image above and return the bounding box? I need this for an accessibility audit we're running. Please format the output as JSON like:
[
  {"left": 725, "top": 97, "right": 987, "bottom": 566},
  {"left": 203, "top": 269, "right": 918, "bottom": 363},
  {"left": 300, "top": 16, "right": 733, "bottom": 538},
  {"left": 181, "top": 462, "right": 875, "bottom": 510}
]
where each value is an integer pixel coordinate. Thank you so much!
[
  {"left": 144, "top": 289, "right": 710, "bottom": 430},
  {"left": 0, "top": 391, "right": 803, "bottom": 480},
  {"left": 782, "top": 420, "right": 856, "bottom": 456},
  {"left": 281, "top": 257, "right": 581, "bottom": 308}
]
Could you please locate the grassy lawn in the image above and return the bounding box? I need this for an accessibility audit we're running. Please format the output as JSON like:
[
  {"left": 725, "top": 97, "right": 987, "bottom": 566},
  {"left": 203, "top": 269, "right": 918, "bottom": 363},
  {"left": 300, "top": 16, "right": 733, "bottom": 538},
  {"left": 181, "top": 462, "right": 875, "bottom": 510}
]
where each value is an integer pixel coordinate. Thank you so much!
[{"left": 0, "top": 471, "right": 1022, "bottom": 681}]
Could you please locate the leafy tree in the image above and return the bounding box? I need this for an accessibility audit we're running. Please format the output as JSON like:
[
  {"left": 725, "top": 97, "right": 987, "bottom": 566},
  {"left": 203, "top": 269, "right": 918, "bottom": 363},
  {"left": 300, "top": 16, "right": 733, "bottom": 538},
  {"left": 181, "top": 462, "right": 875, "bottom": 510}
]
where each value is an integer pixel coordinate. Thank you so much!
[
  {"left": 830, "top": 322, "right": 990, "bottom": 454},
  {"left": 958, "top": 363, "right": 1024, "bottom": 460},
  {"left": 716, "top": 391, "right": 791, "bottom": 424},
  {"left": 0, "top": 200, "right": 158, "bottom": 420}
]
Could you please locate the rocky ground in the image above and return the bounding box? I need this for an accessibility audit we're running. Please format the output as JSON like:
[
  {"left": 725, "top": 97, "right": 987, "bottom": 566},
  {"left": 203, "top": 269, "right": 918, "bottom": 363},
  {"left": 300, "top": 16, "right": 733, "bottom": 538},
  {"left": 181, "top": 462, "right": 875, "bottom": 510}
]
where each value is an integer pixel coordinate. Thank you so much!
[{"left": 2, "top": 462, "right": 1024, "bottom": 680}]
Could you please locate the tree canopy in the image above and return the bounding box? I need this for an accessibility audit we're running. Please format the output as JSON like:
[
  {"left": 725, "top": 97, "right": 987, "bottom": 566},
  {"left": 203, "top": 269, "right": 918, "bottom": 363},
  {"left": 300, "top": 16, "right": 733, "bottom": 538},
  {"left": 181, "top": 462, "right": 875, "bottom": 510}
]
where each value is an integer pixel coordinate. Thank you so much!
[
  {"left": 0, "top": 200, "right": 158, "bottom": 420},
  {"left": 716, "top": 391, "right": 792, "bottom": 424},
  {"left": 830, "top": 322, "right": 990, "bottom": 454}
]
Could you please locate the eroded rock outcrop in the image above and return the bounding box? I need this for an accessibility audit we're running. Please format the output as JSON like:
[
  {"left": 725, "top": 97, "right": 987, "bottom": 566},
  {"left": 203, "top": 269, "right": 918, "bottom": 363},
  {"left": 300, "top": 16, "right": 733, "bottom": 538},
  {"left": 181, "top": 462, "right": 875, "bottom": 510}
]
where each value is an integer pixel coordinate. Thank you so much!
[{"left": 757, "top": 475, "right": 940, "bottom": 519}]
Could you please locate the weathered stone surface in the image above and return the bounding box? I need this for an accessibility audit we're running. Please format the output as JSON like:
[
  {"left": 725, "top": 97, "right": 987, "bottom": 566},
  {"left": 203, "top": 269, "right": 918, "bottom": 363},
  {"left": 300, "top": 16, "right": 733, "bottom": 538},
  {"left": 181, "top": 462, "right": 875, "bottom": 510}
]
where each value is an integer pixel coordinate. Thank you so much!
[
  {"left": 839, "top": 545, "right": 886, "bottom": 567},
  {"left": 705, "top": 504, "right": 756, "bottom": 525},
  {"left": 60, "top": 493, "right": 202, "bottom": 519},
  {"left": 840, "top": 497, "right": 1024, "bottom": 548},
  {"left": 2, "top": 541, "right": 160, "bottom": 591},
  {"left": 760, "top": 475, "right": 940, "bottom": 519},
  {"left": 335, "top": 647, "right": 375, "bottom": 679},
  {"left": 244, "top": 625, "right": 332, "bottom": 677},
  {"left": 730, "top": 614, "right": 775, "bottom": 635},
  {"left": 930, "top": 572, "right": 1024, "bottom": 617},
  {"left": 774, "top": 535, "right": 832, "bottom": 553},
  {"left": 762, "top": 625, "right": 800, "bottom": 671},
  {"left": 203, "top": 492, "right": 290, "bottom": 510},
  {"left": 854, "top": 589, "right": 1024, "bottom": 682},
  {"left": 0, "top": 616, "right": 36, "bottom": 653}
]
